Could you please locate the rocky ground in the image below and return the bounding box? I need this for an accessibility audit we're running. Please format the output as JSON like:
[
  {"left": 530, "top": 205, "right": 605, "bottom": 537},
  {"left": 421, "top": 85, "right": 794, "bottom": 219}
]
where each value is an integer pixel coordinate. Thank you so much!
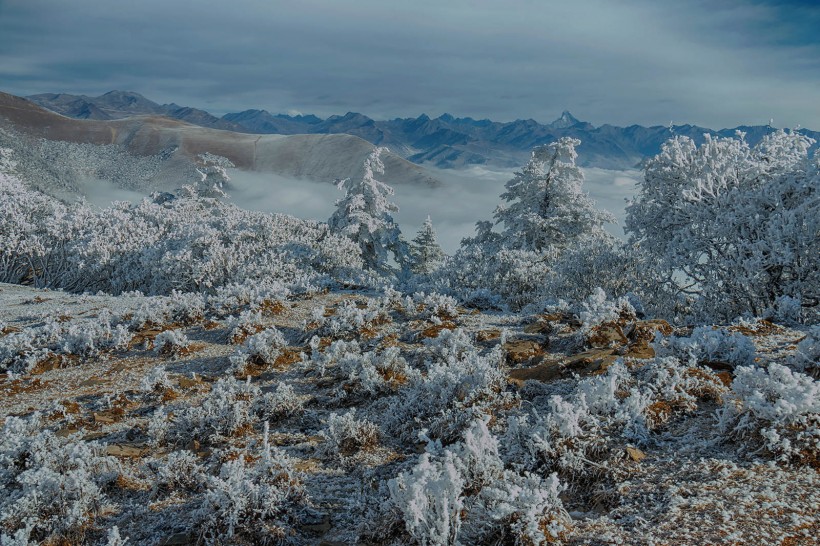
[{"left": 0, "top": 282, "right": 817, "bottom": 545}]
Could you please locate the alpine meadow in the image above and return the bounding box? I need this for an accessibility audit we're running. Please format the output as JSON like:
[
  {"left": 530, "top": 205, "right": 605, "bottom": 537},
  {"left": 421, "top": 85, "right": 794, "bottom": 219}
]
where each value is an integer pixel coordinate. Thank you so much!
[{"left": 0, "top": 1, "right": 818, "bottom": 545}]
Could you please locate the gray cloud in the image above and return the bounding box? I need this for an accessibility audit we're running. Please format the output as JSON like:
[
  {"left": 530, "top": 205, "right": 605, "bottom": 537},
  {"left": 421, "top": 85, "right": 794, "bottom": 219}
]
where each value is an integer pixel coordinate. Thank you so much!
[{"left": 0, "top": 0, "right": 818, "bottom": 128}]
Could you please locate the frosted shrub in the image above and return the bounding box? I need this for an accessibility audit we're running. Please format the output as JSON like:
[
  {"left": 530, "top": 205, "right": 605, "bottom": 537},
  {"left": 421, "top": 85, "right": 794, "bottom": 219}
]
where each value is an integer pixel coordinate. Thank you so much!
[
  {"left": 339, "top": 345, "right": 410, "bottom": 398},
  {"left": 448, "top": 417, "right": 503, "bottom": 492},
  {"left": 718, "top": 363, "right": 819, "bottom": 463},
  {"left": 105, "top": 526, "right": 129, "bottom": 546},
  {"left": 413, "top": 292, "right": 459, "bottom": 321},
  {"left": 230, "top": 327, "right": 287, "bottom": 374},
  {"left": 655, "top": 326, "right": 756, "bottom": 368},
  {"left": 574, "top": 288, "right": 635, "bottom": 331},
  {"left": 165, "top": 377, "right": 261, "bottom": 446},
  {"left": 0, "top": 170, "right": 365, "bottom": 296},
  {"left": 315, "top": 299, "right": 391, "bottom": 339},
  {"left": 386, "top": 346, "right": 510, "bottom": 442},
  {"left": 243, "top": 327, "right": 286, "bottom": 364},
  {"left": 195, "top": 430, "right": 306, "bottom": 545},
  {"left": 148, "top": 450, "right": 205, "bottom": 494},
  {"left": 389, "top": 418, "right": 571, "bottom": 545},
  {"left": 226, "top": 310, "right": 265, "bottom": 344},
  {"left": 318, "top": 410, "right": 380, "bottom": 460},
  {"left": 0, "top": 313, "right": 132, "bottom": 375},
  {"left": 388, "top": 451, "right": 465, "bottom": 546},
  {"left": 423, "top": 328, "right": 476, "bottom": 365},
  {"left": 626, "top": 130, "right": 819, "bottom": 322},
  {"left": 789, "top": 326, "right": 820, "bottom": 377},
  {"left": 153, "top": 329, "right": 191, "bottom": 357},
  {"left": 468, "top": 471, "right": 570, "bottom": 545},
  {"left": 140, "top": 365, "right": 175, "bottom": 396},
  {"left": 0, "top": 417, "right": 118, "bottom": 544},
  {"left": 257, "top": 383, "right": 304, "bottom": 423}
]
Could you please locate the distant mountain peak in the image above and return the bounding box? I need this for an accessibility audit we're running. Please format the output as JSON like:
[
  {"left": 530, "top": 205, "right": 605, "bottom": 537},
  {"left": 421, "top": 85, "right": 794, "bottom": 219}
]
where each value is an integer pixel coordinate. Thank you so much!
[{"left": 550, "top": 110, "right": 581, "bottom": 129}]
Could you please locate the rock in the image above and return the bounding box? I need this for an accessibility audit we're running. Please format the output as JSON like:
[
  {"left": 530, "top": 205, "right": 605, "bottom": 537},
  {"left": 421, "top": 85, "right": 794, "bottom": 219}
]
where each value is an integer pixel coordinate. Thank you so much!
[
  {"left": 503, "top": 339, "right": 544, "bottom": 364},
  {"left": 523, "top": 320, "right": 552, "bottom": 335},
  {"left": 93, "top": 411, "right": 119, "bottom": 424},
  {"left": 587, "top": 322, "right": 628, "bottom": 348},
  {"left": 106, "top": 443, "right": 149, "bottom": 458},
  {"left": 476, "top": 329, "right": 501, "bottom": 342},
  {"left": 160, "top": 533, "right": 192, "bottom": 546},
  {"left": 626, "top": 446, "right": 646, "bottom": 462},
  {"left": 564, "top": 348, "right": 619, "bottom": 374},
  {"left": 509, "top": 361, "right": 563, "bottom": 385}
]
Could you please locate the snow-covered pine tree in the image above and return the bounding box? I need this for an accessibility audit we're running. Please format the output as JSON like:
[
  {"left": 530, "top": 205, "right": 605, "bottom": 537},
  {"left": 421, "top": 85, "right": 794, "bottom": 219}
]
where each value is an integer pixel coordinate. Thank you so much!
[
  {"left": 328, "top": 147, "right": 409, "bottom": 274},
  {"left": 493, "top": 137, "right": 614, "bottom": 252},
  {"left": 180, "top": 153, "right": 234, "bottom": 198},
  {"left": 436, "top": 138, "right": 622, "bottom": 310},
  {"left": 410, "top": 215, "right": 445, "bottom": 274}
]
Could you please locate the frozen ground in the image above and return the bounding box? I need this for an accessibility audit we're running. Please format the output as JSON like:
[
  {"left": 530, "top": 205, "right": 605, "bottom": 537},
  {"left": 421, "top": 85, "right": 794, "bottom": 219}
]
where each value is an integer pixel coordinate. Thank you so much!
[{"left": 1, "top": 282, "right": 817, "bottom": 545}]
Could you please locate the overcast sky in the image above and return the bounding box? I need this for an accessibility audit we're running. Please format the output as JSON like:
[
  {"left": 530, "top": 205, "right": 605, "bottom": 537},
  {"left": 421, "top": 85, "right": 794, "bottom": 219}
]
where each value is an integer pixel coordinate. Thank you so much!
[{"left": 1, "top": 0, "right": 818, "bottom": 128}]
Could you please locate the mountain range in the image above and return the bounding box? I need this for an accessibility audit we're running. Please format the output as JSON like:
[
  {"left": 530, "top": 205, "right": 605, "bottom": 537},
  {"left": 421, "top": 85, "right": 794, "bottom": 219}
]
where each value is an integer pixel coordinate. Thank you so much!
[
  {"left": 27, "top": 91, "right": 820, "bottom": 170},
  {"left": 0, "top": 92, "right": 440, "bottom": 189}
]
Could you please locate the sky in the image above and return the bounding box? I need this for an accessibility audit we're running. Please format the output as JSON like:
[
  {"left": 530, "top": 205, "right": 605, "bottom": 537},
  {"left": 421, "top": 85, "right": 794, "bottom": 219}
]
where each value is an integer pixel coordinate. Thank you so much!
[{"left": 0, "top": 0, "right": 818, "bottom": 129}]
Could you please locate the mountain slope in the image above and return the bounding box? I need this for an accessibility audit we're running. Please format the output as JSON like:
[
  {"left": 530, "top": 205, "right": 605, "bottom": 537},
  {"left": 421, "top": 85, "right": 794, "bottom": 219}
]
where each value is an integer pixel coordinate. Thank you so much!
[{"left": 1, "top": 92, "right": 441, "bottom": 188}]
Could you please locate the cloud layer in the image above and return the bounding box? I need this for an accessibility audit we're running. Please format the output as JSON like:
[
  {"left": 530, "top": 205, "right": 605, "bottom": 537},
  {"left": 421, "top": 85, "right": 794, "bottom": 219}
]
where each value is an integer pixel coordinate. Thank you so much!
[
  {"left": 225, "top": 166, "right": 639, "bottom": 254},
  {"left": 1, "top": 0, "right": 818, "bottom": 129}
]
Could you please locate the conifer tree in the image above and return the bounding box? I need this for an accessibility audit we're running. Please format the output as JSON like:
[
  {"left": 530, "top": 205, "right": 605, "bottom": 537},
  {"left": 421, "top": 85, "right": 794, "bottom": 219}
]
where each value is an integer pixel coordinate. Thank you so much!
[
  {"left": 493, "top": 137, "right": 613, "bottom": 252},
  {"left": 328, "top": 147, "right": 409, "bottom": 274},
  {"left": 410, "top": 215, "right": 445, "bottom": 274}
]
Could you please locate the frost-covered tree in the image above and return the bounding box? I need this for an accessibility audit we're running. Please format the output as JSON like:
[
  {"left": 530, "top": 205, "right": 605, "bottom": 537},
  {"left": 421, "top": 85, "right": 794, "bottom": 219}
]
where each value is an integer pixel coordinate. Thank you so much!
[
  {"left": 410, "top": 215, "right": 445, "bottom": 274},
  {"left": 626, "top": 130, "right": 820, "bottom": 322},
  {"left": 493, "top": 137, "right": 614, "bottom": 252},
  {"left": 427, "top": 138, "right": 621, "bottom": 309},
  {"left": 328, "top": 147, "right": 409, "bottom": 274},
  {"left": 180, "top": 153, "right": 234, "bottom": 198}
]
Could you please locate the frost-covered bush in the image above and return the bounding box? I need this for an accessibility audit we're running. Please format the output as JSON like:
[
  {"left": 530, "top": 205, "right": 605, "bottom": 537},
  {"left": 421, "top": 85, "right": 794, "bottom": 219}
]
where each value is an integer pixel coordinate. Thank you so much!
[
  {"left": 388, "top": 418, "right": 571, "bottom": 545},
  {"left": 195, "top": 428, "right": 306, "bottom": 545},
  {"left": 626, "top": 130, "right": 820, "bottom": 322},
  {"left": 718, "top": 363, "right": 819, "bottom": 464},
  {"left": 573, "top": 288, "right": 635, "bottom": 331},
  {"left": 789, "top": 326, "right": 820, "bottom": 377},
  {"left": 385, "top": 344, "right": 511, "bottom": 442},
  {"left": 0, "top": 416, "right": 119, "bottom": 544},
  {"left": 422, "top": 328, "right": 476, "bottom": 365},
  {"left": 655, "top": 326, "right": 756, "bottom": 368},
  {"left": 229, "top": 327, "right": 287, "bottom": 375},
  {"left": 503, "top": 358, "right": 728, "bottom": 500},
  {"left": 159, "top": 377, "right": 261, "bottom": 446},
  {"left": 311, "top": 298, "right": 391, "bottom": 339},
  {"left": 226, "top": 310, "right": 265, "bottom": 344},
  {"left": 318, "top": 410, "right": 380, "bottom": 461},
  {"left": 147, "top": 450, "right": 206, "bottom": 494},
  {"left": 310, "top": 339, "right": 410, "bottom": 398},
  {"left": 0, "top": 311, "right": 132, "bottom": 375},
  {"left": 153, "top": 329, "right": 191, "bottom": 356},
  {"left": 388, "top": 450, "right": 465, "bottom": 545},
  {"left": 0, "top": 169, "right": 364, "bottom": 295},
  {"left": 257, "top": 383, "right": 304, "bottom": 423},
  {"left": 140, "top": 365, "right": 175, "bottom": 396},
  {"left": 412, "top": 292, "right": 459, "bottom": 321}
]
